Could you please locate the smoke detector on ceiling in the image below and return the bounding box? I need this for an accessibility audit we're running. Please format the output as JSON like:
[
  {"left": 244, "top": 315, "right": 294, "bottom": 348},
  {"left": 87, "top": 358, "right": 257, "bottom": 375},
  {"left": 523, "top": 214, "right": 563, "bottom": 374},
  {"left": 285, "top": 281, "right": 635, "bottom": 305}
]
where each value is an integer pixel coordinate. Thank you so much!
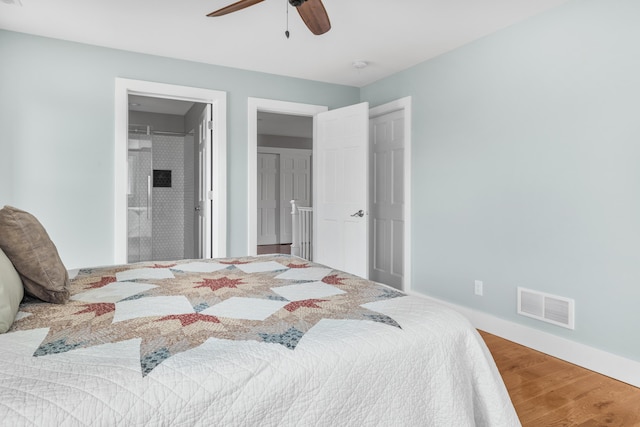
[{"left": 352, "top": 61, "right": 368, "bottom": 70}]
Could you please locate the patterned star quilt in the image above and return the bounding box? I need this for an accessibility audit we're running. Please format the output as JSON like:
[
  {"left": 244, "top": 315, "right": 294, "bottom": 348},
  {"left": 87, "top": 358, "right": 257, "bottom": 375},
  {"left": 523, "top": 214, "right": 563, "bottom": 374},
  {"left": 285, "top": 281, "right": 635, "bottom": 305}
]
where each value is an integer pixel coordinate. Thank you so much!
[{"left": 0, "top": 255, "right": 520, "bottom": 426}]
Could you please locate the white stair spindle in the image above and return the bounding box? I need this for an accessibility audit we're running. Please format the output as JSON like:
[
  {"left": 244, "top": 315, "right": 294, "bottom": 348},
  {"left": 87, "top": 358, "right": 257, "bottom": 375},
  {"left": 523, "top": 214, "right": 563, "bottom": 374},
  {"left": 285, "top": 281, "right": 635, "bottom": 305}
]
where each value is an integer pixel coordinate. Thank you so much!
[{"left": 290, "top": 200, "right": 300, "bottom": 257}]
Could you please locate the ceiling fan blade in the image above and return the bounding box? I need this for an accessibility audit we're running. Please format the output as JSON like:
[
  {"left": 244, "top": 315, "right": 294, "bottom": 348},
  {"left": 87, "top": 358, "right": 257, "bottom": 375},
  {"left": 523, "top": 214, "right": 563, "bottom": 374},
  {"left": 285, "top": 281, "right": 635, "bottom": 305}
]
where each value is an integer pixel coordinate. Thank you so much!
[
  {"left": 296, "top": 0, "right": 331, "bottom": 35},
  {"left": 207, "top": 0, "right": 264, "bottom": 17}
]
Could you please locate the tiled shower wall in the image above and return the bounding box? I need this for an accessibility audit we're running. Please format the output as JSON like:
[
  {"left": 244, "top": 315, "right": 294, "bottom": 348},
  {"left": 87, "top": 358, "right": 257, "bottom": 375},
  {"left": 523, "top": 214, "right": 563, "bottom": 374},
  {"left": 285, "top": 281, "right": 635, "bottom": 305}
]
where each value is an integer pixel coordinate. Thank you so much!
[{"left": 152, "top": 134, "right": 185, "bottom": 261}]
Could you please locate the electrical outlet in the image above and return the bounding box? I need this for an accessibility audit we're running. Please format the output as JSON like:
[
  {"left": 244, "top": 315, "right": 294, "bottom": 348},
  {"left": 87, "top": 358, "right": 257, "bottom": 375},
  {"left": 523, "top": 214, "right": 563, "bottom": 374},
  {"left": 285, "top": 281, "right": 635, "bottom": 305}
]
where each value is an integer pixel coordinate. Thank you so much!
[{"left": 474, "top": 280, "right": 483, "bottom": 296}]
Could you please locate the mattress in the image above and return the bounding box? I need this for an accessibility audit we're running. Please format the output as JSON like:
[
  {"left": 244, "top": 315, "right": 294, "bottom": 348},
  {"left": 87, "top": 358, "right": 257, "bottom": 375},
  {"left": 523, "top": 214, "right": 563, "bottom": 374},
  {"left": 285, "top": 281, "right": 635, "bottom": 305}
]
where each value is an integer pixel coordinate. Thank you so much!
[{"left": 0, "top": 254, "right": 520, "bottom": 426}]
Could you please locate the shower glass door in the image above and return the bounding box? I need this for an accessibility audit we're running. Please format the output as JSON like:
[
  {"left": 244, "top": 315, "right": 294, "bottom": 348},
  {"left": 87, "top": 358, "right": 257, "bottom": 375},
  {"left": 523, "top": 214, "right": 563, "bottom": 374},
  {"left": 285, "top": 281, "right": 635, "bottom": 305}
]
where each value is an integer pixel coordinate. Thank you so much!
[{"left": 127, "top": 132, "right": 153, "bottom": 263}]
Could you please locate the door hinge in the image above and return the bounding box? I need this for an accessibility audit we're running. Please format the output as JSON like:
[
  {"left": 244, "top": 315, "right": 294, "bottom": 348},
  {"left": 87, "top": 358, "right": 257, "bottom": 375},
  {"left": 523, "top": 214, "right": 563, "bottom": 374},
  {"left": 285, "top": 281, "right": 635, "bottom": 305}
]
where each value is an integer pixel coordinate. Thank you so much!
[
  {"left": 207, "top": 120, "right": 213, "bottom": 130},
  {"left": 207, "top": 190, "right": 214, "bottom": 200}
]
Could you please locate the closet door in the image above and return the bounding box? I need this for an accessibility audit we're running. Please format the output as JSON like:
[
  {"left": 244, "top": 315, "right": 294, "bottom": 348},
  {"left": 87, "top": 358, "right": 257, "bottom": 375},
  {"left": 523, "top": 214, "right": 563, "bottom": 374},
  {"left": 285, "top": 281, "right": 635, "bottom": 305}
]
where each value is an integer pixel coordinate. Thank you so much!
[
  {"left": 257, "top": 153, "right": 279, "bottom": 245},
  {"left": 280, "top": 152, "right": 311, "bottom": 244}
]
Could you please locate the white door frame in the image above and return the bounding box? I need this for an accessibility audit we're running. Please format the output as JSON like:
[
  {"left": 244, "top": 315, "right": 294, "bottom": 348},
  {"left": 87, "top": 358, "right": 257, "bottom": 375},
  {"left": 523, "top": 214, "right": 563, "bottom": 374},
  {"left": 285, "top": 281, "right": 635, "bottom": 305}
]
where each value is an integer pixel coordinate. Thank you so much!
[
  {"left": 369, "top": 97, "right": 412, "bottom": 292},
  {"left": 114, "top": 78, "right": 227, "bottom": 264},
  {"left": 247, "top": 98, "right": 327, "bottom": 256},
  {"left": 197, "top": 104, "right": 214, "bottom": 259}
]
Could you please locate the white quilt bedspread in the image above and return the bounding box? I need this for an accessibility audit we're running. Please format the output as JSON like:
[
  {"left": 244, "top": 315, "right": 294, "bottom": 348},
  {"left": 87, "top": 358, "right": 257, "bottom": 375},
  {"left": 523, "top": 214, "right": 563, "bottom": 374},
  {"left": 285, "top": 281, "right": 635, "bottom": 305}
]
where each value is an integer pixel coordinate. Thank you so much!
[{"left": 0, "top": 258, "right": 520, "bottom": 426}]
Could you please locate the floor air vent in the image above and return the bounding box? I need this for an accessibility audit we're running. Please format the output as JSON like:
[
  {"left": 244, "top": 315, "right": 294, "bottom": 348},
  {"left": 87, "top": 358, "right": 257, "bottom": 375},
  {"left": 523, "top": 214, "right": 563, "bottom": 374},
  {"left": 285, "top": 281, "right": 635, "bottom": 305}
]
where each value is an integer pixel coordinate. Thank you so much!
[{"left": 517, "top": 287, "right": 575, "bottom": 330}]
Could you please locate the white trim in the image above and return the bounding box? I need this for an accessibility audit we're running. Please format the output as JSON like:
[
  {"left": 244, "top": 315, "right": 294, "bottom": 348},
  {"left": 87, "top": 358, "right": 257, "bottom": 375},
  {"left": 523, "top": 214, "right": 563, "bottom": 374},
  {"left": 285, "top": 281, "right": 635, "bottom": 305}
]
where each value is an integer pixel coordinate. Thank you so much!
[
  {"left": 115, "top": 78, "right": 227, "bottom": 264},
  {"left": 407, "top": 290, "right": 640, "bottom": 388},
  {"left": 209, "top": 99, "right": 227, "bottom": 259},
  {"left": 248, "top": 98, "right": 328, "bottom": 256},
  {"left": 368, "top": 97, "right": 412, "bottom": 292}
]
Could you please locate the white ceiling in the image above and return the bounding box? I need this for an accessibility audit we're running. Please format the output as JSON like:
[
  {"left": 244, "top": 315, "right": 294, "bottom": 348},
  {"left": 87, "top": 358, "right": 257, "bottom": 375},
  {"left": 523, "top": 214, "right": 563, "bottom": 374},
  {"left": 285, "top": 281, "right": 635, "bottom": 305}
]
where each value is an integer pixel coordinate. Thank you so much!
[{"left": 1, "top": 0, "right": 570, "bottom": 87}]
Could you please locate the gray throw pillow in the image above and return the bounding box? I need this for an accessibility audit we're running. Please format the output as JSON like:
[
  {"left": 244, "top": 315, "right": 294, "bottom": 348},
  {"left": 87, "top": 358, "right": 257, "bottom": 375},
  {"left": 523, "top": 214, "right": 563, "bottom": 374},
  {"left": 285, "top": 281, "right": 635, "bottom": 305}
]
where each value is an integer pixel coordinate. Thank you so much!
[
  {"left": 0, "top": 206, "right": 69, "bottom": 304},
  {"left": 0, "top": 247, "right": 24, "bottom": 333}
]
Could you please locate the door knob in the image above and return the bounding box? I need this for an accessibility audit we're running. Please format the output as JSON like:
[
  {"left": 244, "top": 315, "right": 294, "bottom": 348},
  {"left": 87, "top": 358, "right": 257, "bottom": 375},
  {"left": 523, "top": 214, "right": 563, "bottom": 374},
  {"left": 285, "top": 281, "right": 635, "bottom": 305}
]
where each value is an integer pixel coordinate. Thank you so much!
[{"left": 350, "top": 210, "right": 364, "bottom": 218}]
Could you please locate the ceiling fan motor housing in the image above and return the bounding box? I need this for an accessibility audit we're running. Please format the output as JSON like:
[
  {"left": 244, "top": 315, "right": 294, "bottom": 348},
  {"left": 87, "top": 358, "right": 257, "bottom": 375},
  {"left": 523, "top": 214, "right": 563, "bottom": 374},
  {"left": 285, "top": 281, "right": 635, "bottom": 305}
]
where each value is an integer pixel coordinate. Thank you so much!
[{"left": 288, "top": 0, "right": 307, "bottom": 7}]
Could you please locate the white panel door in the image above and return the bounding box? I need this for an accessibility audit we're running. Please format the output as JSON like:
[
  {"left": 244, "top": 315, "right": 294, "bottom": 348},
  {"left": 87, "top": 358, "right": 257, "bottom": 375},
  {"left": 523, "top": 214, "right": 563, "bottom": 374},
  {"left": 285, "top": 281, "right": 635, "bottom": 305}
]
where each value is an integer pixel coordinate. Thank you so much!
[
  {"left": 257, "top": 153, "right": 279, "bottom": 245},
  {"left": 280, "top": 152, "right": 311, "bottom": 244},
  {"left": 315, "top": 102, "right": 369, "bottom": 277},
  {"left": 197, "top": 105, "right": 212, "bottom": 258},
  {"left": 370, "top": 110, "right": 404, "bottom": 289}
]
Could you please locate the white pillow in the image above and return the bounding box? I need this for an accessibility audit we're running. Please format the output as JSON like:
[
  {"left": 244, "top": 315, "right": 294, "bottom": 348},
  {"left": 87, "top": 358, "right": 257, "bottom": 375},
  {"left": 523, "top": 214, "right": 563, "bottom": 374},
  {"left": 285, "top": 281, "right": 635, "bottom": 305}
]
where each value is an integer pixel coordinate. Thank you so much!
[{"left": 0, "top": 247, "right": 24, "bottom": 333}]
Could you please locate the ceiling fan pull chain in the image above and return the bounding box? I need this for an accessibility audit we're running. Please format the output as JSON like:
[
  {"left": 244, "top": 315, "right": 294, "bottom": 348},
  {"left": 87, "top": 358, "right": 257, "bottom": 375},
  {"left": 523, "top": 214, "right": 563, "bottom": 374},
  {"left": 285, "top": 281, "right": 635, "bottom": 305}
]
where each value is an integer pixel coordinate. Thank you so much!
[{"left": 285, "top": 0, "right": 290, "bottom": 39}]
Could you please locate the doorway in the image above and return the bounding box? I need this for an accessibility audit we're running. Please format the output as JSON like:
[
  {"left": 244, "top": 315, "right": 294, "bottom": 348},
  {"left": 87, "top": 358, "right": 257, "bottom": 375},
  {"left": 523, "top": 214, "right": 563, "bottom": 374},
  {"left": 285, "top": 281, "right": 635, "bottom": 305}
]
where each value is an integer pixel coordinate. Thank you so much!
[
  {"left": 246, "top": 97, "right": 411, "bottom": 291},
  {"left": 247, "top": 98, "right": 328, "bottom": 256},
  {"left": 126, "top": 95, "right": 206, "bottom": 262},
  {"left": 256, "top": 112, "right": 313, "bottom": 255},
  {"left": 115, "top": 79, "right": 227, "bottom": 264}
]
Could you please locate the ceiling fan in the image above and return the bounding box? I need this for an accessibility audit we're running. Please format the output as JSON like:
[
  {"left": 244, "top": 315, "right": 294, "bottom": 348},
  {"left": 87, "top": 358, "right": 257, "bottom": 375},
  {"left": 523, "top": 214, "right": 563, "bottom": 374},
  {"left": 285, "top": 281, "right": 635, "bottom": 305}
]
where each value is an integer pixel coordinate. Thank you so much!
[{"left": 207, "top": 0, "right": 331, "bottom": 36}]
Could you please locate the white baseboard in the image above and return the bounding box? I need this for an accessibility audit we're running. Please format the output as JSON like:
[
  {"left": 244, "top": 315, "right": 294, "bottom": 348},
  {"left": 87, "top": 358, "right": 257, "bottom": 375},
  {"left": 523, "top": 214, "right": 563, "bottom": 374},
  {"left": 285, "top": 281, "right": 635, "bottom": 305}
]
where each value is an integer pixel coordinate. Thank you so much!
[{"left": 407, "top": 291, "right": 640, "bottom": 388}]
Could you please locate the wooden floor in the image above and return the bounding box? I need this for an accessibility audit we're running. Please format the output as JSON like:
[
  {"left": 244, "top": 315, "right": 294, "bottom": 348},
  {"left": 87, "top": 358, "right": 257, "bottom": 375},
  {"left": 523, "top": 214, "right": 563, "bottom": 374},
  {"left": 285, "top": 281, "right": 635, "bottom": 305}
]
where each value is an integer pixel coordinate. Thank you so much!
[{"left": 480, "top": 331, "right": 640, "bottom": 426}]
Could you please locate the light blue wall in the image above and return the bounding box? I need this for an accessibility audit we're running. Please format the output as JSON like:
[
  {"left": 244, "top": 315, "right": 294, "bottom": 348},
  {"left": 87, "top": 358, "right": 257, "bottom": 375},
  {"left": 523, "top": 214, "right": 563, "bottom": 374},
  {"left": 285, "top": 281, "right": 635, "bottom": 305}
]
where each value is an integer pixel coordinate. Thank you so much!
[
  {"left": 361, "top": 0, "right": 640, "bottom": 361},
  {"left": 0, "top": 30, "right": 359, "bottom": 268},
  {"left": 2, "top": 0, "right": 639, "bottom": 362}
]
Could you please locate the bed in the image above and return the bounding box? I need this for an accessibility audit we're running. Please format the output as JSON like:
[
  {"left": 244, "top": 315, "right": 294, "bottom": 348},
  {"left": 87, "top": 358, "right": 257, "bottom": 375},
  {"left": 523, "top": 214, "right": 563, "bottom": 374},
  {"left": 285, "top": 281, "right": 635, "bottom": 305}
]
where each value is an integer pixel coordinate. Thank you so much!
[
  {"left": 0, "top": 200, "right": 518, "bottom": 426},
  {"left": 0, "top": 250, "right": 520, "bottom": 426}
]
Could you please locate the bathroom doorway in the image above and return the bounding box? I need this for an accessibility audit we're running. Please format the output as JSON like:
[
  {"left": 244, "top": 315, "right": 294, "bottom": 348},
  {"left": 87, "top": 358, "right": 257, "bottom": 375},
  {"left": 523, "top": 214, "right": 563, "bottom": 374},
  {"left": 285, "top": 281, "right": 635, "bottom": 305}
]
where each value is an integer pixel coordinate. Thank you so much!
[
  {"left": 114, "top": 78, "right": 227, "bottom": 264},
  {"left": 127, "top": 95, "right": 207, "bottom": 262}
]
